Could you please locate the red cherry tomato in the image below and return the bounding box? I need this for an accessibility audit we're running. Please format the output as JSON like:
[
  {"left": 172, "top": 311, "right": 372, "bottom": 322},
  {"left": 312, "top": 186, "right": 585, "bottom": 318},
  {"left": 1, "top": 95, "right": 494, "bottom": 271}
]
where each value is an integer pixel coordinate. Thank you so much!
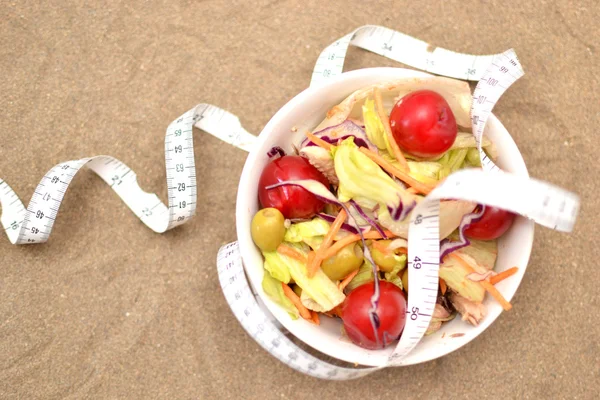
[
  {"left": 341, "top": 281, "right": 407, "bottom": 350},
  {"left": 464, "top": 205, "right": 516, "bottom": 240},
  {"left": 258, "top": 155, "right": 329, "bottom": 219},
  {"left": 389, "top": 90, "right": 457, "bottom": 158}
]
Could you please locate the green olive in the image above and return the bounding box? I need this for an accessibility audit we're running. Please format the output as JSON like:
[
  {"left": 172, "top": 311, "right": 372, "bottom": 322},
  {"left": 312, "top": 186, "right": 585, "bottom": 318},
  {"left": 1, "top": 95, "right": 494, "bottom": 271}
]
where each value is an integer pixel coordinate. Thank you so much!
[
  {"left": 370, "top": 240, "right": 398, "bottom": 273},
  {"left": 251, "top": 208, "right": 286, "bottom": 252},
  {"left": 401, "top": 268, "right": 409, "bottom": 293},
  {"left": 292, "top": 284, "right": 302, "bottom": 297},
  {"left": 321, "top": 243, "right": 363, "bottom": 281}
]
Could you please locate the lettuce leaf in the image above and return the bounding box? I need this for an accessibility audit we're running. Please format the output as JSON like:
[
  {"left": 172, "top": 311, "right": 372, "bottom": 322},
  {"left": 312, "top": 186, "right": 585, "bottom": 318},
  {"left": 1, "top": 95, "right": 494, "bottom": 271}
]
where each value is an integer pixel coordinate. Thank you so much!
[
  {"left": 263, "top": 244, "right": 345, "bottom": 311},
  {"left": 383, "top": 254, "right": 407, "bottom": 290},
  {"left": 262, "top": 272, "right": 299, "bottom": 320},
  {"left": 284, "top": 218, "right": 330, "bottom": 243},
  {"left": 438, "top": 148, "right": 469, "bottom": 180},
  {"left": 448, "top": 232, "right": 498, "bottom": 271},
  {"left": 439, "top": 255, "right": 485, "bottom": 302},
  {"left": 335, "top": 138, "right": 413, "bottom": 220},
  {"left": 407, "top": 161, "right": 442, "bottom": 185},
  {"left": 362, "top": 98, "right": 394, "bottom": 154},
  {"left": 263, "top": 251, "right": 292, "bottom": 283},
  {"left": 345, "top": 261, "right": 376, "bottom": 292}
]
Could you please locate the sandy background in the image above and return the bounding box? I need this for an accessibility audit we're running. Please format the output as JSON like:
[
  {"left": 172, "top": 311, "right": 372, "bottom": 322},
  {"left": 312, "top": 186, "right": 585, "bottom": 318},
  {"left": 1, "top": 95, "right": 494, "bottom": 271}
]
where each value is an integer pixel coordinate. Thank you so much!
[{"left": 1, "top": 1, "right": 598, "bottom": 399}]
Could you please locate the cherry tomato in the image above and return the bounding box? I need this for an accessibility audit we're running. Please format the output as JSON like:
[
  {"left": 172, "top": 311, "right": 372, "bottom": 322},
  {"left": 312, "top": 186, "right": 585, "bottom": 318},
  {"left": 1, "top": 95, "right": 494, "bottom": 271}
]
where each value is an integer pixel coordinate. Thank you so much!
[
  {"left": 389, "top": 90, "right": 457, "bottom": 158},
  {"left": 258, "top": 155, "right": 329, "bottom": 219},
  {"left": 464, "top": 205, "right": 516, "bottom": 240},
  {"left": 341, "top": 280, "right": 406, "bottom": 350}
]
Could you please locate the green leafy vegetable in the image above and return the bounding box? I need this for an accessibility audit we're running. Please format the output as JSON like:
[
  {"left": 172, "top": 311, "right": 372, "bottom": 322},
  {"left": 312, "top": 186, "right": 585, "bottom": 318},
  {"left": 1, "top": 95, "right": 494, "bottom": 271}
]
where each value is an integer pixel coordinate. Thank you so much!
[
  {"left": 335, "top": 138, "right": 412, "bottom": 219},
  {"left": 362, "top": 98, "right": 394, "bottom": 154},
  {"left": 383, "top": 254, "right": 407, "bottom": 290},
  {"left": 262, "top": 272, "right": 299, "bottom": 320},
  {"left": 466, "top": 148, "right": 481, "bottom": 167},
  {"left": 407, "top": 161, "right": 442, "bottom": 185},
  {"left": 284, "top": 218, "right": 330, "bottom": 243},
  {"left": 345, "top": 261, "right": 375, "bottom": 292},
  {"left": 264, "top": 243, "right": 345, "bottom": 311},
  {"left": 448, "top": 232, "right": 498, "bottom": 270},
  {"left": 439, "top": 255, "right": 485, "bottom": 302},
  {"left": 438, "top": 148, "right": 468, "bottom": 180},
  {"left": 263, "top": 250, "right": 293, "bottom": 283}
]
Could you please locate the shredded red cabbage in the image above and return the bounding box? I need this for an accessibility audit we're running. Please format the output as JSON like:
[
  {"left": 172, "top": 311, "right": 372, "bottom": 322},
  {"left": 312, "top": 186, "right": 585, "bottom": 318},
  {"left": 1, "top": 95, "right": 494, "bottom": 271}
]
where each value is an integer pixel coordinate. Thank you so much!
[
  {"left": 315, "top": 213, "right": 360, "bottom": 235},
  {"left": 439, "top": 205, "right": 486, "bottom": 261},
  {"left": 301, "top": 120, "right": 378, "bottom": 152},
  {"left": 349, "top": 200, "right": 387, "bottom": 239}
]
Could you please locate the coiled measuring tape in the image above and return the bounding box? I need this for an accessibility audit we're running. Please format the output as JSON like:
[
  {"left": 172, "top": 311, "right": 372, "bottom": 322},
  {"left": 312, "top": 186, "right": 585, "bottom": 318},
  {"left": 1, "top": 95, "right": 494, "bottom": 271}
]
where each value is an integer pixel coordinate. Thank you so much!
[{"left": 0, "top": 25, "right": 579, "bottom": 379}]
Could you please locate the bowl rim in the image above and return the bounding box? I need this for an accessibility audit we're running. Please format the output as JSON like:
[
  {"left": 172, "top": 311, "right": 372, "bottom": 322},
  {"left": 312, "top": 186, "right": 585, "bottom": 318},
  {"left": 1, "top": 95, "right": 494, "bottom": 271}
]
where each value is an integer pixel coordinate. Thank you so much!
[{"left": 235, "top": 67, "right": 535, "bottom": 366}]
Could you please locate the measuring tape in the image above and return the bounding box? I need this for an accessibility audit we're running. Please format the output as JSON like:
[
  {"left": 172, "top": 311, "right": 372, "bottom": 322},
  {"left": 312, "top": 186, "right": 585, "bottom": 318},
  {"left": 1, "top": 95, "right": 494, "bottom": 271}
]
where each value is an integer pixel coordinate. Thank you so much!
[
  {"left": 0, "top": 25, "right": 579, "bottom": 378},
  {"left": 0, "top": 105, "right": 255, "bottom": 244}
]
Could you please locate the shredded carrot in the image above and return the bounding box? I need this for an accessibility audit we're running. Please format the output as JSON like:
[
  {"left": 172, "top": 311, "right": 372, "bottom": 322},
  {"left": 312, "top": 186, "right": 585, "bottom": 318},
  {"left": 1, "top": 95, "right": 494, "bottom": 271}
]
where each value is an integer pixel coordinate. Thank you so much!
[
  {"left": 440, "top": 278, "right": 447, "bottom": 295},
  {"left": 396, "top": 247, "right": 408, "bottom": 255},
  {"left": 307, "top": 209, "right": 347, "bottom": 277},
  {"left": 406, "top": 187, "right": 418, "bottom": 194},
  {"left": 480, "top": 280, "right": 512, "bottom": 311},
  {"left": 305, "top": 131, "right": 332, "bottom": 151},
  {"left": 330, "top": 305, "right": 343, "bottom": 318},
  {"left": 281, "top": 283, "right": 312, "bottom": 320},
  {"left": 307, "top": 250, "right": 316, "bottom": 268},
  {"left": 277, "top": 243, "right": 308, "bottom": 263},
  {"left": 338, "top": 269, "right": 359, "bottom": 291},
  {"left": 490, "top": 267, "right": 519, "bottom": 285},
  {"left": 449, "top": 253, "right": 512, "bottom": 311},
  {"left": 373, "top": 88, "right": 409, "bottom": 171},
  {"left": 322, "top": 230, "right": 397, "bottom": 259},
  {"left": 310, "top": 311, "right": 320, "bottom": 325},
  {"left": 359, "top": 147, "right": 434, "bottom": 195}
]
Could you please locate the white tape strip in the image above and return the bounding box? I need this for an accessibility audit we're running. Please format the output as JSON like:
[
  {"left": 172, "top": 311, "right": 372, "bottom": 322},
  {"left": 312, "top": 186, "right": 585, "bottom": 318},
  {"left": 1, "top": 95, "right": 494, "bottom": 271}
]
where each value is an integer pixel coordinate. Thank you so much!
[
  {"left": 0, "top": 105, "right": 255, "bottom": 244},
  {"left": 311, "top": 25, "right": 497, "bottom": 87}
]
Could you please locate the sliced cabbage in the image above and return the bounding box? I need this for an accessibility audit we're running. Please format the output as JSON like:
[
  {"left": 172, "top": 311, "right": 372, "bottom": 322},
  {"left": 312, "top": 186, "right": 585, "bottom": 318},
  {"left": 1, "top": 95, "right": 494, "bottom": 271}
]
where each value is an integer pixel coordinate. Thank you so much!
[
  {"left": 383, "top": 254, "right": 407, "bottom": 290},
  {"left": 377, "top": 200, "right": 476, "bottom": 240},
  {"left": 263, "top": 243, "right": 345, "bottom": 311},
  {"left": 438, "top": 148, "right": 469, "bottom": 180},
  {"left": 439, "top": 255, "right": 485, "bottom": 303},
  {"left": 302, "top": 120, "right": 377, "bottom": 151},
  {"left": 263, "top": 251, "right": 293, "bottom": 283},
  {"left": 262, "top": 272, "right": 299, "bottom": 320},
  {"left": 448, "top": 232, "right": 498, "bottom": 271},
  {"left": 345, "top": 261, "right": 375, "bottom": 292},
  {"left": 334, "top": 138, "right": 415, "bottom": 221},
  {"left": 407, "top": 161, "right": 443, "bottom": 185},
  {"left": 299, "top": 146, "right": 338, "bottom": 185},
  {"left": 284, "top": 218, "right": 330, "bottom": 243},
  {"left": 450, "top": 132, "right": 496, "bottom": 162},
  {"left": 362, "top": 98, "right": 394, "bottom": 154}
]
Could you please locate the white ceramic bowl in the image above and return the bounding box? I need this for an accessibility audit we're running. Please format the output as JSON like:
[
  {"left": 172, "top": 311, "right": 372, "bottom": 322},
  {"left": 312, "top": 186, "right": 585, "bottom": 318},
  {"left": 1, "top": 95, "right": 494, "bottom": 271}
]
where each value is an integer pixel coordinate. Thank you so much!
[{"left": 236, "top": 67, "right": 535, "bottom": 366}]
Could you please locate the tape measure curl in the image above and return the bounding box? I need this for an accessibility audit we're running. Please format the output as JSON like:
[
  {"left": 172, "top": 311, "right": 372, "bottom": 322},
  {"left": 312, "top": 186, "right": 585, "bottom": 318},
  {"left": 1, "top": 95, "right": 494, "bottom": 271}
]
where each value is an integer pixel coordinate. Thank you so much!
[{"left": 0, "top": 105, "right": 255, "bottom": 244}]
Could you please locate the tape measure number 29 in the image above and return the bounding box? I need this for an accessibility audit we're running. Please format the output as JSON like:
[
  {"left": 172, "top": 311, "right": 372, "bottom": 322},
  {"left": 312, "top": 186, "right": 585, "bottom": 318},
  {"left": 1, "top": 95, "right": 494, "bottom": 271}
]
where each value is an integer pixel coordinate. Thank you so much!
[{"left": 0, "top": 25, "right": 579, "bottom": 379}]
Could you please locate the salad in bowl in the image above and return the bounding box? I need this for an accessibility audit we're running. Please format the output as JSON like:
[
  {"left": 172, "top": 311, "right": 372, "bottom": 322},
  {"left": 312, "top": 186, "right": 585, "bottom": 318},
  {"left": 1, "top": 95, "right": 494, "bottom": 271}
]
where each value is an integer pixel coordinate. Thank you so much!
[{"left": 236, "top": 68, "right": 533, "bottom": 366}]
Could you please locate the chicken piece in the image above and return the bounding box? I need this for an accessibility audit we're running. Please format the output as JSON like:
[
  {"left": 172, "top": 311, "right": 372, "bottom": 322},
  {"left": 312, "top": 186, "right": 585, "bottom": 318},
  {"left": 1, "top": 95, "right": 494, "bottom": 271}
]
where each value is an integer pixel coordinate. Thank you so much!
[
  {"left": 425, "top": 303, "right": 452, "bottom": 335},
  {"left": 300, "top": 146, "right": 338, "bottom": 185},
  {"left": 449, "top": 292, "right": 487, "bottom": 326}
]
